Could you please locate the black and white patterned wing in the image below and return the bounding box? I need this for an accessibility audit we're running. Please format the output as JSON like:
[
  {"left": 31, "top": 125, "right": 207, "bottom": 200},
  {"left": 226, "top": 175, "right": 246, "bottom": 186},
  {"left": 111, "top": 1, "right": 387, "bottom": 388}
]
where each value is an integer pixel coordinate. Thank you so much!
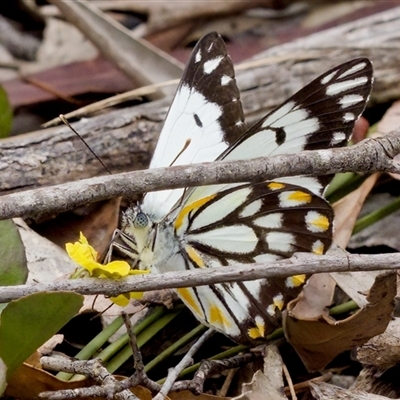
[
  {"left": 162, "top": 180, "right": 334, "bottom": 343},
  {"left": 163, "top": 58, "right": 372, "bottom": 344},
  {"left": 142, "top": 32, "right": 246, "bottom": 220},
  {"left": 183, "top": 58, "right": 373, "bottom": 205},
  {"left": 223, "top": 58, "right": 373, "bottom": 194}
]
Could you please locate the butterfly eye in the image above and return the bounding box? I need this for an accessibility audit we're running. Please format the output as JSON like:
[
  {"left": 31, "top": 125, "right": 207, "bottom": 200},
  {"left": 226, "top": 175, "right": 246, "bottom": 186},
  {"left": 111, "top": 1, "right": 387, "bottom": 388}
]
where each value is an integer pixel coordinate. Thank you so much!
[{"left": 134, "top": 212, "right": 149, "bottom": 229}]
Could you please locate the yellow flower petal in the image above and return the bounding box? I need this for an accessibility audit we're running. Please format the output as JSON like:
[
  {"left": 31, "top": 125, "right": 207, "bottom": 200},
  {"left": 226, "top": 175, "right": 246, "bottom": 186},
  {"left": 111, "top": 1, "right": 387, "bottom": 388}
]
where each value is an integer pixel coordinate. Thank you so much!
[
  {"left": 66, "top": 233, "right": 148, "bottom": 307},
  {"left": 110, "top": 294, "right": 131, "bottom": 307},
  {"left": 129, "top": 292, "right": 144, "bottom": 300},
  {"left": 92, "top": 261, "right": 131, "bottom": 279}
]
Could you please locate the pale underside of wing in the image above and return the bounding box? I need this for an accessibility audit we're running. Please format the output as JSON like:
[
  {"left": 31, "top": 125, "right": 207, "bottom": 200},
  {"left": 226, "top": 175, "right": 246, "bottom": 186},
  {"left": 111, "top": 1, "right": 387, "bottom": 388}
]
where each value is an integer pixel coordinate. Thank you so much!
[
  {"left": 141, "top": 32, "right": 246, "bottom": 220},
  {"left": 180, "top": 58, "right": 373, "bottom": 208},
  {"left": 158, "top": 181, "right": 333, "bottom": 343}
]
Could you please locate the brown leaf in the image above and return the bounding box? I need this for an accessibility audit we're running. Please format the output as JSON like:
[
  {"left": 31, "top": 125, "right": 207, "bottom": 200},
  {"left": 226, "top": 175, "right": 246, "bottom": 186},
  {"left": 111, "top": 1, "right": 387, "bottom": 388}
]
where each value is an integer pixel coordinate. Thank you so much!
[
  {"left": 357, "top": 317, "right": 400, "bottom": 370},
  {"left": 34, "top": 198, "right": 121, "bottom": 258},
  {"left": 378, "top": 100, "right": 400, "bottom": 136},
  {"left": 352, "top": 364, "right": 400, "bottom": 398},
  {"left": 333, "top": 173, "right": 380, "bottom": 249},
  {"left": 283, "top": 272, "right": 396, "bottom": 371},
  {"left": 51, "top": 0, "right": 183, "bottom": 97},
  {"left": 3, "top": 58, "right": 135, "bottom": 109},
  {"left": 377, "top": 100, "right": 400, "bottom": 181},
  {"left": 233, "top": 345, "right": 287, "bottom": 400},
  {"left": 331, "top": 174, "right": 381, "bottom": 309},
  {"left": 285, "top": 273, "right": 336, "bottom": 320},
  {"left": 310, "top": 381, "right": 396, "bottom": 400},
  {"left": 6, "top": 361, "right": 154, "bottom": 400}
]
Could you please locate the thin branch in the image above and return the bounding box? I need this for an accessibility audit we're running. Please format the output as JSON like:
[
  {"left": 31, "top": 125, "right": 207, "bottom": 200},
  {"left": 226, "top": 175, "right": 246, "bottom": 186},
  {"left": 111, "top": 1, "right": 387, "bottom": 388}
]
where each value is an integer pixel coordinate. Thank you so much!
[
  {"left": 1, "top": 133, "right": 400, "bottom": 221},
  {"left": 40, "top": 357, "right": 138, "bottom": 400},
  {"left": 182, "top": 352, "right": 255, "bottom": 394},
  {"left": 154, "top": 328, "right": 215, "bottom": 400},
  {"left": 1, "top": 252, "right": 400, "bottom": 303}
]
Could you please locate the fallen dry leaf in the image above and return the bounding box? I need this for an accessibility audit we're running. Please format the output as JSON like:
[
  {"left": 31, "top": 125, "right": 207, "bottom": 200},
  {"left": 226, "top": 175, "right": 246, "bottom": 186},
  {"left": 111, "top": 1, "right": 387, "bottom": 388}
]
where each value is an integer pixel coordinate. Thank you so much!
[
  {"left": 285, "top": 273, "right": 336, "bottom": 320},
  {"left": 333, "top": 173, "right": 380, "bottom": 249},
  {"left": 233, "top": 345, "right": 287, "bottom": 400},
  {"left": 6, "top": 361, "right": 158, "bottom": 400},
  {"left": 284, "top": 272, "right": 396, "bottom": 371},
  {"left": 357, "top": 317, "right": 400, "bottom": 370},
  {"left": 348, "top": 192, "right": 400, "bottom": 252},
  {"left": 50, "top": 0, "right": 183, "bottom": 97},
  {"left": 352, "top": 364, "right": 400, "bottom": 398},
  {"left": 377, "top": 100, "right": 400, "bottom": 137},
  {"left": 310, "top": 381, "right": 396, "bottom": 400},
  {"left": 34, "top": 198, "right": 121, "bottom": 259},
  {"left": 21, "top": 17, "right": 98, "bottom": 76},
  {"left": 15, "top": 218, "right": 77, "bottom": 284}
]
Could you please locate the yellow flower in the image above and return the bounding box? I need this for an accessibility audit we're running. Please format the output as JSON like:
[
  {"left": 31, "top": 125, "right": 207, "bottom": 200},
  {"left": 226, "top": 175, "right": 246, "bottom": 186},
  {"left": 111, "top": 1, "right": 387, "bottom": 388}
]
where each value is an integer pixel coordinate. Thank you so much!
[{"left": 66, "top": 232, "right": 149, "bottom": 306}]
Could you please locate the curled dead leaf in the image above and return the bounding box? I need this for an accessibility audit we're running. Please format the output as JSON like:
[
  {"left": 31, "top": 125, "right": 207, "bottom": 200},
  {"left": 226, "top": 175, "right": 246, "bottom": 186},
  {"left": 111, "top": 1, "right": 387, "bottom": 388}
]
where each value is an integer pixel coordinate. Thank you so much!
[{"left": 283, "top": 272, "right": 396, "bottom": 372}]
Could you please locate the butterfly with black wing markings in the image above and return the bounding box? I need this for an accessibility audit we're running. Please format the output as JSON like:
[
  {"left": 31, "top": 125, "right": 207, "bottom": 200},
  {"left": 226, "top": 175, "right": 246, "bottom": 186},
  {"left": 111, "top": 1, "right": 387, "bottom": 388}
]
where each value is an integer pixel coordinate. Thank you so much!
[{"left": 109, "top": 33, "right": 373, "bottom": 344}]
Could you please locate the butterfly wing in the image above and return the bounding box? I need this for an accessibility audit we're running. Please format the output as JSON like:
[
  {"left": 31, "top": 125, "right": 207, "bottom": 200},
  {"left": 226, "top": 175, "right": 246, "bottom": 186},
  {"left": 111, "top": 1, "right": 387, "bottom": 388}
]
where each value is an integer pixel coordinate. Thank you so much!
[
  {"left": 160, "top": 180, "right": 333, "bottom": 343},
  {"left": 182, "top": 58, "right": 373, "bottom": 205},
  {"left": 161, "top": 57, "right": 372, "bottom": 343},
  {"left": 142, "top": 32, "right": 246, "bottom": 220}
]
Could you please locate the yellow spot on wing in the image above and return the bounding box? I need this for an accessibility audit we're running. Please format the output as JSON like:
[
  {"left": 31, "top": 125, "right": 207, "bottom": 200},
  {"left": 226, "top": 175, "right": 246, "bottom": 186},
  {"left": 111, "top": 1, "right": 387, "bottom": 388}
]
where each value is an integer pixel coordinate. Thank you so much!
[
  {"left": 312, "top": 241, "right": 324, "bottom": 255},
  {"left": 288, "top": 191, "right": 311, "bottom": 203},
  {"left": 267, "top": 294, "right": 285, "bottom": 316},
  {"left": 312, "top": 214, "right": 329, "bottom": 231},
  {"left": 268, "top": 182, "right": 285, "bottom": 190},
  {"left": 176, "top": 288, "right": 203, "bottom": 318},
  {"left": 248, "top": 318, "right": 265, "bottom": 339},
  {"left": 174, "top": 194, "right": 217, "bottom": 230},
  {"left": 273, "top": 294, "right": 284, "bottom": 311},
  {"left": 286, "top": 274, "right": 306, "bottom": 288},
  {"left": 186, "top": 245, "right": 205, "bottom": 268},
  {"left": 209, "top": 304, "right": 231, "bottom": 328}
]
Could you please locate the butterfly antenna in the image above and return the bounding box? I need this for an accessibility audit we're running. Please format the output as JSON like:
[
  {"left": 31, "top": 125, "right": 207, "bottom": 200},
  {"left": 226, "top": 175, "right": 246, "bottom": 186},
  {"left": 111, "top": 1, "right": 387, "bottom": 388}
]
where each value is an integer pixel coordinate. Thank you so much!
[
  {"left": 169, "top": 138, "right": 191, "bottom": 166},
  {"left": 59, "top": 114, "right": 112, "bottom": 175}
]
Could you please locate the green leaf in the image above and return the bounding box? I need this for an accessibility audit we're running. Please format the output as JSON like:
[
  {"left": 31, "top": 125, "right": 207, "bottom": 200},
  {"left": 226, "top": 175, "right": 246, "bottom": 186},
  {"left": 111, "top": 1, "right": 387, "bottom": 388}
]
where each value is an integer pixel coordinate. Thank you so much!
[
  {"left": 0, "top": 292, "right": 83, "bottom": 378},
  {"left": 0, "top": 220, "right": 28, "bottom": 286},
  {"left": 0, "top": 86, "right": 12, "bottom": 138}
]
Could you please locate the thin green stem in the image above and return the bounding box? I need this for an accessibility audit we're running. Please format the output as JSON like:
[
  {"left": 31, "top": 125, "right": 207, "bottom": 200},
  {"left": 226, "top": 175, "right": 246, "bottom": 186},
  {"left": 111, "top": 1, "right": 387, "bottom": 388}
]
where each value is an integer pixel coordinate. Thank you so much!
[
  {"left": 329, "top": 300, "right": 358, "bottom": 316},
  {"left": 144, "top": 324, "right": 207, "bottom": 373},
  {"left": 106, "top": 307, "right": 183, "bottom": 373},
  {"left": 353, "top": 196, "right": 400, "bottom": 234},
  {"left": 61, "top": 306, "right": 165, "bottom": 381}
]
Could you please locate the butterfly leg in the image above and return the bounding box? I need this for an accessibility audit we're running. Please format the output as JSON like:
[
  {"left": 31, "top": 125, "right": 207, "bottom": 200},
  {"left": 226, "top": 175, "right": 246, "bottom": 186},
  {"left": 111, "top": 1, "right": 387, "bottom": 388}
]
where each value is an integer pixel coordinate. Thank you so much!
[{"left": 104, "top": 228, "right": 140, "bottom": 267}]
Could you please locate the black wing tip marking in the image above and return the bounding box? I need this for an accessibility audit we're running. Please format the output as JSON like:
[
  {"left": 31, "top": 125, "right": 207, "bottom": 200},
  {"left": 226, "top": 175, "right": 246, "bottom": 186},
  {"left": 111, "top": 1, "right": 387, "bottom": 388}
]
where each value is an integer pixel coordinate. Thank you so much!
[{"left": 179, "top": 33, "right": 246, "bottom": 145}]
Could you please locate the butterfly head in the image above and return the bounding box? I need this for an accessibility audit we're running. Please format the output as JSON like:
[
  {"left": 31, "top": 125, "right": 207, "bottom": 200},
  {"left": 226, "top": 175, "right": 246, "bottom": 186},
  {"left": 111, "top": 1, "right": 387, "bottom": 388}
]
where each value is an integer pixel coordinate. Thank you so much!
[
  {"left": 121, "top": 206, "right": 155, "bottom": 260},
  {"left": 132, "top": 210, "right": 149, "bottom": 229}
]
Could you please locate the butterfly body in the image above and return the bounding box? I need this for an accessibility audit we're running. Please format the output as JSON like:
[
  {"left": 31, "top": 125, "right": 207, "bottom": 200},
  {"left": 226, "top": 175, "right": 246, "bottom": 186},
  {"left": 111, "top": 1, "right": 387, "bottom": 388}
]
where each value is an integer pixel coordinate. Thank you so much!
[{"left": 110, "top": 33, "right": 373, "bottom": 344}]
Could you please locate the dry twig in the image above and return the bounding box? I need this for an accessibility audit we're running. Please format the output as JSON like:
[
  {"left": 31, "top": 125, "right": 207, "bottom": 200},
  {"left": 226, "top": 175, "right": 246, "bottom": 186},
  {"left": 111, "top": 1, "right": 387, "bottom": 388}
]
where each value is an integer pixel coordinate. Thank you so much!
[
  {"left": 1, "top": 251, "right": 399, "bottom": 303},
  {"left": 154, "top": 328, "right": 215, "bottom": 400},
  {"left": 1, "top": 132, "right": 400, "bottom": 221},
  {"left": 40, "top": 356, "right": 138, "bottom": 400}
]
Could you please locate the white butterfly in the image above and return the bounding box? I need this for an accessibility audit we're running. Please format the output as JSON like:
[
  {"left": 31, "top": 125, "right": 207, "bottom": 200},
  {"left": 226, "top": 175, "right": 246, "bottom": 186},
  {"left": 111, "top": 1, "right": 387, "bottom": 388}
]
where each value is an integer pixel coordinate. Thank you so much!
[{"left": 109, "top": 33, "right": 373, "bottom": 344}]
